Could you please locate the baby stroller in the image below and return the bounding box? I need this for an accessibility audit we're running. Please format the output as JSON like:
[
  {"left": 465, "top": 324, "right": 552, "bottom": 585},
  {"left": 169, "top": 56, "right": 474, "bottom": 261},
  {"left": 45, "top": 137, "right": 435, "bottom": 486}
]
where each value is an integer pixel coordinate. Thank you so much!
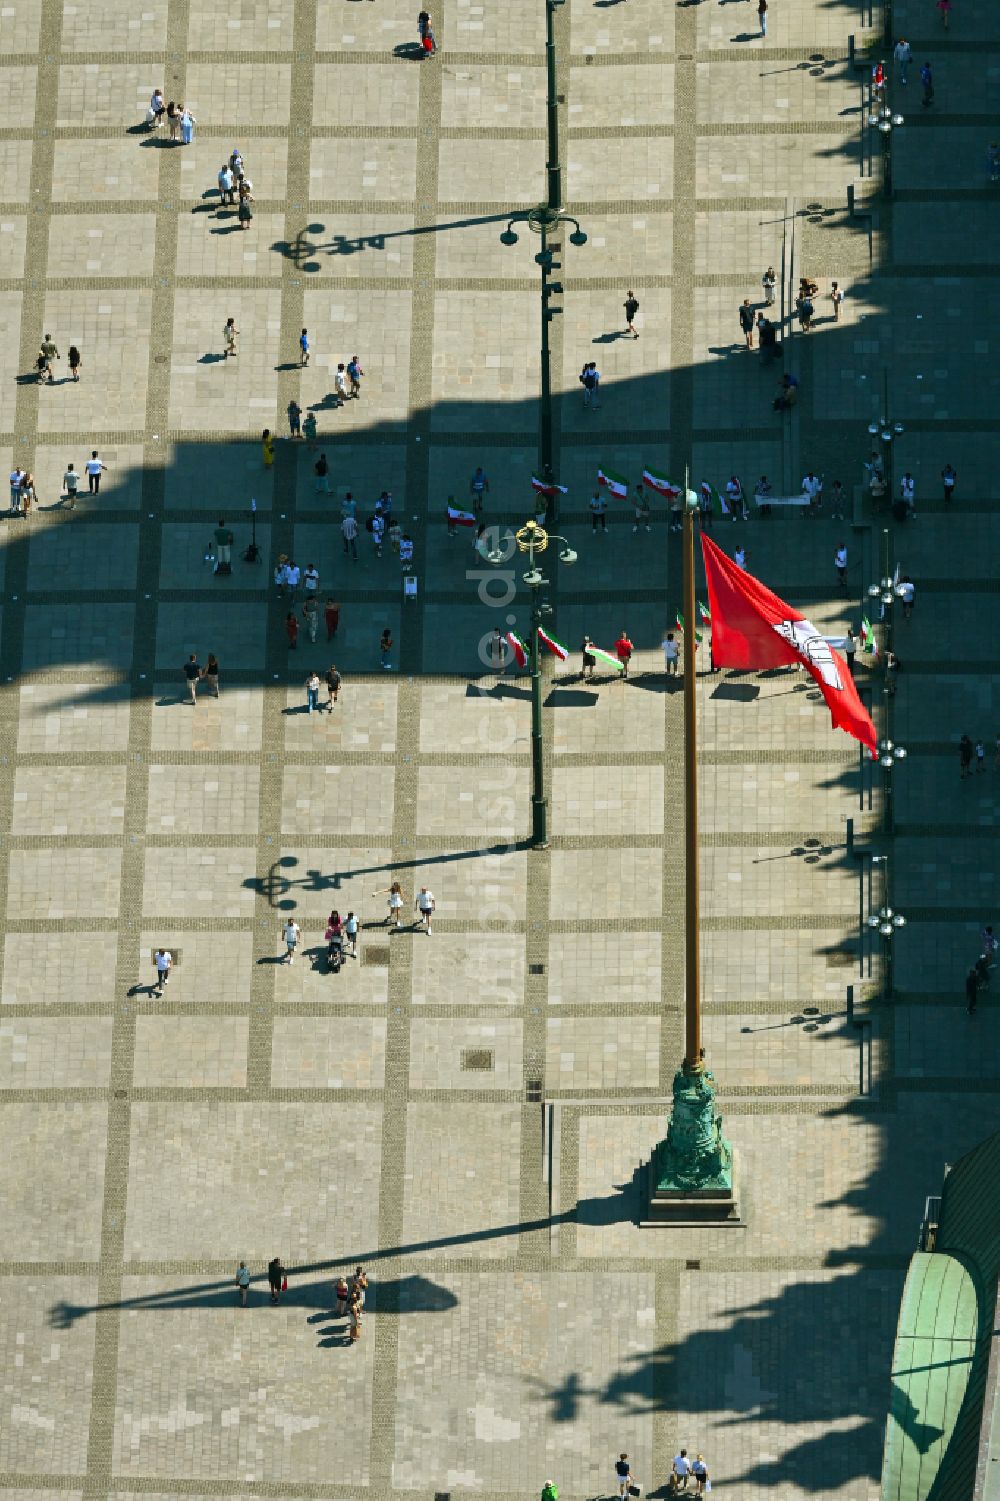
[{"left": 326, "top": 924, "right": 344, "bottom": 973}]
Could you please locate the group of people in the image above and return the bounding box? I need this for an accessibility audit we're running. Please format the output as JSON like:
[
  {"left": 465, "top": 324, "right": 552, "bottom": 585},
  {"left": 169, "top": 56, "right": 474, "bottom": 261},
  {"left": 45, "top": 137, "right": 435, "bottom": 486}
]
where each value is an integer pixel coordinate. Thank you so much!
[
  {"left": 146, "top": 89, "right": 197, "bottom": 143},
  {"left": 280, "top": 886, "right": 435, "bottom": 971},
  {"left": 217, "top": 148, "right": 255, "bottom": 227},
  {"left": 35, "top": 332, "right": 81, "bottom": 383}
]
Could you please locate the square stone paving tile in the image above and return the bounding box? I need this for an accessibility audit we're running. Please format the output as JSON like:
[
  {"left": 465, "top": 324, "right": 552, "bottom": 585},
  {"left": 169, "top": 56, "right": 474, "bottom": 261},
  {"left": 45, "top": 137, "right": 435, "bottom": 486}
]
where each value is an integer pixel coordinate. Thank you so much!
[
  {"left": 551, "top": 765, "right": 664, "bottom": 836},
  {"left": 12, "top": 765, "right": 127, "bottom": 835},
  {"left": 547, "top": 1014, "right": 661, "bottom": 1092},
  {"left": 435, "top": 137, "right": 540, "bottom": 205},
  {"left": 700, "top": 843, "right": 856, "bottom": 920},
  {"left": 178, "top": 138, "right": 290, "bottom": 204},
  {"left": 0, "top": 1016, "right": 113, "bottom": 1089},
  {"left": 410, "top": 844, "right": 527, "bottom": 924},
  {"left": 673, "top": 1268, "right": 904, "bottom": 1496},
  {"left": 702, "top": 927, "right": 857, "bottom": 1008},
  {"left": 568, "top": 135, "right": 674, "bottom": 201},
  {"left": 0, "top": 0, "right": 41, "bottom": 50},
  {"left": 416, "top": 762, "right": 527, "bottom": 839},
  {"left": 570, "top": 62, "right": 675, "bottom": 126},
  {"left": 450, "top": 0, "right": 546, "bottom": 48},
  {"left": 36, "top": 290, "right": 152, "bottom": 433},
  {"left": 56, "top": 64, "right": 160, "bottom": 128},
  {"left": 276, "top": 939, "right": 389, "bottom": 1003},
  {"left": 174, "top": 210, "right": 286, "bottom": 280},
  {"left": 409, "top": 930, "right": 526, "bottom": 1006},
  {"left": 418, "top": 679, "right": 531, "bottom": 754},
  {"left": 184, "top": 63, "right": 291, "bottom": 124},
  {"left": 441, "top": 63, "right": 545, "bottom": 129},
  {"left": 552, "top": 679, "right": 665, "bottom": 754},
  {"left": 401, "top": 1103, "right": 521, "bottom": 1260},
  {"left": 282, "top": 681, "right": 397, "bottom": 753},
  {"left": 701, "top": 761, "right": 850, "bottom": 835},
  {"left": 168, "top": 289, "right": 283, "bottom": 434},
  {"left": 409, "top": 1016, "right": 523, "bottom": 1090},
  {"left": 572, "top": 0, "right": 672, "bottom": 51},
  {"left": 549, "top": 847, "right": 662, "bottom": 920},
  {"left": 158, "top": 521, "right": 272, "bottom": 592},
  {"left": 31, "top": 441, "right": 145, "bottom": 512},
  {"left": 392, "top": 1271, "right": 655, "bottom": 1492},
  {"left": 703, "top": 1011, "right": 860, "bottom": 1090},
  {"left": 695, "top": 209, "right": 787, "bottom": 281},
  {"left": 137, "top": 932, "right": 254, "bottom": 1004},
  {"left": 697, "top": 59, "right": 855, "bottom": 126},
  {"left": 548, "top": 931, "right": 661, "bottom": 1007},
  {"left": 155, "top": 602, "right": 267, "bottom": 670},
  {"left": 572, "top": 1109, "right": 881, "bottom": 1260},
  {"left": 22, "top": 602, "right": 136, "bottom": 674},
  {"left": 3, "top": 930, "right": 119, "bottom": 1005},
  {"left": 269, "top": 845, "right": 393, "bottom": 920},
  {"left": 894, "top": 1005, "right": 1000, "bottom": 1079},
  {"left": 187, "top": 0, "right": 293, "bottom": 49},
  {"left": 146, "top": 764, "right": 262, "bottom": 835},
  {"left": 696, "top": 133, "right": 859, "bottom": 197},
  {"left": 0, "top": 1279, "right": 98, "bottom": 1474},
  {"left": 287, "top": 217, "right": 417, "bottom": 282},
  {"left": 49, "top": 138, "right": 150, "bottom": 217},
  {"left": 313, "top": 62, "right": 420, "bottom": 127},
  {"left": 133, "top": 1014, "right": 250, "bottom": 1087},
  {"left": 45, "top": 214, "right": 156, "bottom": 279},
  {"left": 0, "top": 142, "right": 33, "bottom": 205},
  {"left": 62, "top": 0, "right": 167, "bottom": 49},
  {"left": 280, "top": 762, "right": 394, "bottom": 837},
  {"left": 27, "top": 519, "right": 139, "bottom": 592},
  {"left": 124, "top": 1101, "right": 382, "bottom": 1259},
  {"left": 141, "top": 847, "right": 256, "bottom": 919},
  {"left": 150, "top": 689, "right": 263, "bottom": 753},
  {"left": 309, "top": 136, "right": 416, "bottom": 201},
  {"left": 0, "top": 1103, "right": 107, "bottom": 1257},
  {"left": 430, "top": 291, "right": 538, "bottom": 420},
  {"left": 300, "top": 289, "right": 413, "bottom": 425},
  {"left": 270, "top": 1014, "right": 387, "bottom": 1089},
  {"left": 314, "top": 0, "right": 408, "bottom": 46},
  {"left": 0, "top": 216, "right": 27, "bottom": 280},
  {"left": 112, "top": 1274, "right": 374, "bottom": 1482},
  {"left": 7, "top": 846, "right": 122, "bottom": 920}
]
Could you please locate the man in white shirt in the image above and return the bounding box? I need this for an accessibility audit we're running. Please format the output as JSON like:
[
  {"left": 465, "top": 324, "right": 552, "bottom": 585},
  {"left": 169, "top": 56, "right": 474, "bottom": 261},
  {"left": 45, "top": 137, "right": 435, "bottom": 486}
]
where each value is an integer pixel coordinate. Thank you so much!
[
  {"left": 894, "top": 37, "right": 912, "bottom": 83},
  {"left": 399, "top": 535, "right": 414, "bottom": 571},
  {"left": 285, "top": 560, "right": 301, "bottom": 600},
  {"left": 342, "top": 514, "right": 358, "bottom": 559},
  {"left": 725, "top": 475, "right": 746, "bottom": 520},
  {"left": 662, "top": 631, "right": 679, "bottom": 676},
  {"left": 672, "top": 1451, "right": 692, "bottom": 1492},
  {"left": 303, "top": 563, "right": 319, "bottom": 595},
  {"left": 899, "top": 575, "right": 915, "bottom": 618},
  {"left": 9, "top": 468, "right": 25, "bottom": 512},
  {"left": 282, "top": 920, "right": 300, "bottom": 963},
  {"left": 900, "top": 473, "right": 916, "bottom": 514},
  {"left": 335, "top": 364, "right": 348, "bottom": 404},
  {"left": 372, "top": 513, "right": 385, "bottom": 557},
  {"left": 153, "top": 948, "right": 172, "bottom": 993},
  {"left": 801, "top": 472, "right": 823, "bottom": 512},
  {"left": 86, "top": 451, "right": 107, "bottom": 494},
  {"left": 218, "top": 163, "right": 235, "bottom": 206},
  {"left": 835, "top": 543, "right": 848, "bottom": 591},
  {"left": 416, "top": 887, "right": 436, "bottom": 935},
  {"left": 734, "top": 545, "right": 747, "bottom": 569},
  {"left": 63, "top": 463, "right": 80, "bottom": 509}
]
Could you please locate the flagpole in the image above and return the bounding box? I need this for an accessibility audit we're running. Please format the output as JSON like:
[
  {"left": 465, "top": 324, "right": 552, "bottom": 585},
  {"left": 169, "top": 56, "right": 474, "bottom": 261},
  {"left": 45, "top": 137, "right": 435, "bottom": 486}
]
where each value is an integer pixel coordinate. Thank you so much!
[{"left": 682, "top": 493, "right": 702, "bottom": 1073}]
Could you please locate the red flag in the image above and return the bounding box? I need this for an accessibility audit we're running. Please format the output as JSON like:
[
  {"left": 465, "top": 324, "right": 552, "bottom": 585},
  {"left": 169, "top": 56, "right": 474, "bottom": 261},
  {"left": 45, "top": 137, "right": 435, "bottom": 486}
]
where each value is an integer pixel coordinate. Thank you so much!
[{"left": 700, "top": 533, "right": 876, "bottom": 753}]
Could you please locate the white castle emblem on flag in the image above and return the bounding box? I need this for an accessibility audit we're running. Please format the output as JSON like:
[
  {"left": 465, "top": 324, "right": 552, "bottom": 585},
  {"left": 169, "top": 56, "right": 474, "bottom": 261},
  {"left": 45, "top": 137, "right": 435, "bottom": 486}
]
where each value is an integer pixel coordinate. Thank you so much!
[{"left": 772, "top": 618, "right": 843, "bottom": 689}]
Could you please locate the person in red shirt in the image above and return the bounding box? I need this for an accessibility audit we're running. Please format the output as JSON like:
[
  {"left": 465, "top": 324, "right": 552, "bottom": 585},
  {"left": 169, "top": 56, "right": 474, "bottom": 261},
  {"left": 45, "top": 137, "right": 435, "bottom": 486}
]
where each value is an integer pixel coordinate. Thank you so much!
[
  {"left": 324, "top": 598, "right": 341, "bottom": 640},
  {"left": 615, "top": 629, "right": 634, "bottom": 679},
  {"left": 285, "top": 611, "right": 299, "bottom": 650}
]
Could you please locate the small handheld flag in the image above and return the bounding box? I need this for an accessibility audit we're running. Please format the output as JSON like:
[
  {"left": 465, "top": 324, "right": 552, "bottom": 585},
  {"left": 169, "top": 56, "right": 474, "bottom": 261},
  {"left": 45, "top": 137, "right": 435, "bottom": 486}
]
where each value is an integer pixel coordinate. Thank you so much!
[
  {"left": 597, "top": 466, "right": 628, "bottom": 499},
  {"left": 641, "top": 468, "right": 682, "bottom": 499},
  {"left": 676, "top": 611, "right": 703, "bottom": 643},
  {"left": 537, "top": 627, "right": 569, "bottom": 661},
  {"left": 531, "top": 474, "right": 568, "bottom": 497},
  {"left": 698, "top": 600, "right": 712, "bottom": 626},
  {"left": 506, "top": 631, "right": 528, "bottom": 669},
  {"left": 590, "top": 645, "right": 625, "bottom": 673},
  {"left": 447, "top": 505, "right": 477, "bottom": 527}
]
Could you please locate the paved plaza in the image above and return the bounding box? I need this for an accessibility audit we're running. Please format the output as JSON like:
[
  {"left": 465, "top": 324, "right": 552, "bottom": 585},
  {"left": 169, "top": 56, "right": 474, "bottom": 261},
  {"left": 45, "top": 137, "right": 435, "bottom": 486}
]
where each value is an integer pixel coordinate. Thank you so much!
[{"left": 1, "top": 0, "right": 1000, "bottom": 1498}]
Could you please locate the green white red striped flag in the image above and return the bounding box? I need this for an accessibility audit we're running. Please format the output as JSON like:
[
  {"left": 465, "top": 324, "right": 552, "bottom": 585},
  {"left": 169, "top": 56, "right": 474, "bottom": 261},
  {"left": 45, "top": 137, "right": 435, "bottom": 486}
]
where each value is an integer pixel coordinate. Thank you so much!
[
  {"left": 860, "top": 617, "right": 878, "bottom": 656},
  {"left": 676, "top": 611, "right": 703, "bottom": 643},
  {"left": 447, "top": 505, "right": 477, "bottom": 527},
  {"left": 531, "top": 474, "right": 568, "bottom": 496},
  {"left": 591, "top": 645, "right": 625, "bottom": 673},
  {"left": 698, "top": 600, "right": 712, "bottom": 626},
  {"left": 506, "top": 631, "right": 527, "bottom": 669},
  {"left": 642, "top": 468, "right": 682, "bottom": 499},
  {"left": 700, "top": 481, "right": 729, "bottom": 516},
  {"left": 537, "top": 627, "right": 568, "bottom": 661},
  {"left": 597, "top": 466, "right": 628, "bottom": 499}
]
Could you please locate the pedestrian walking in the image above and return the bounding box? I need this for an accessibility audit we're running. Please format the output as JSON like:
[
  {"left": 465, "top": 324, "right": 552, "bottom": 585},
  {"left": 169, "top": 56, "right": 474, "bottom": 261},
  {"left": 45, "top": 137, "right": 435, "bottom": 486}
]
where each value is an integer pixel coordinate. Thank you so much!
[
  {"left": 623, "top": 290, "right": 640, "bottom": 338},
  {"left": 490, "top": 625, "right": 508, "bottom": 675},
  {"left": 302, "top": 596, "right": 320, "bottom": 643},
  {"left": 182, "top": 653, "right": 202, "bottom": 704},
  {"left": 218, "top": 162, "right": 235, "bottom": 205},
  {"left": 941, "top": 463, "right": 956, "bottom": 503},
  {"left": 894, "top": 37, "right": 912, "bottom": 84},
  {"left": 305, "top": 671, "right": 320, "bottom": 713},
  {"left": 581, "top": 636, "right": 596, "bottom": 680},
  {"left": 86, "top": 451, "right": 107, "bottom": 493},
  {"left": 672, "top": 1451, "right": 693, "bottom": 1493},
  {"left": 236, "top": 1261, "right": 251, "bottom": 1306},
  {"left": 976, "top": 953, "right": 991, "bottom": 995},
  {"left": 334, "top": 364, "right": 348, "bottom": 404},
  {"left": 314, "top": 452, "right": 331, "bottom": 493},
  {"left": 757, "top": 314, "right": 777, "bottom": 363},
  {"left": 921, "top": 60, "right": 934, "bottom": 106},
  {"left": 739, "top": 298, "right": 755, "bottom": 349},
  {"left": 268, "top": 1256, "right": 286, "bottom": 1302},
  {"left": 335, "top": 1275, "right": 351, "bottom": 1316},
  {"left": 68, "top": 345, "right": 81, "bottom": 381},
  {"left": 960, "top": 734, "right": 973, "bottom": 779},
  {"left": 324, "top": 599, "right": 341, "bottom": 640},
  {"left": 299, "top": 327, "right": 310, "bottom": 366},
  {"left": 152, "top": 947, "right": 172, "bottom": 992},
  {"left": 179, "top": 105, "right": 196, "bottom": 145},
  {"left": 829, "top": 479, "right": 846, "bottom": 519},
  {"left": 976, "top": 739, "right": 986, "bottom": 773},
  {"left": 616, "top": 1456, "right": 633, "bottom": 1500},
  {"left": 352, "top": 1266, "right": 368, "bottom": 1305},
  {"left": 541, "top": 1483, "right": 558, "bottom": 1501},
  {"left": 937, "top": 0, "right": 951, "bottom": 28},
  {"left": 63, "top": 462, "right": 80, "bottom": 508},
  {"left": 342, "top": 514, "right": 359, "bottom": 558},
  {"left": 324, "top": 664, "right": 342, "bottom": 710},
  {"left": 899, "top": 575, "right": 915, "bottom": 618},
  {"left": 374, "top": 880, "right": 406, "bottom": 926},
  {"left": 282, "top": 920, "right": 300, "bottom": 964},
  {"left": 39, "top": 333, "right": 60, "bottom": 382},
  {"left": 669, "top": 487, "right": 684, "bottom": 532},
  {"left": 20, "top": 472, "right": 36, "bottom": 516},
  {"left": 982, "top": 925, "right": 998, "bottom": 960},
  {"left": 580, "top": 362, "right": 600, "bottom": 407},
  {"left": 796, "top": 294, "right": 814, "bottom": 331},
  {"left": 966, "top": 966, "right": 979, "bottom": 1015},
  {"left": 349, "top": 1290, "right": 363, "bottom": 1341},
  {"left": 762, "top": 265, "right": 776, "bottom": 304},
  {"left": 615, "top": 629, "right": 634, "bottom": 678},
  {"left": 835, "top": 543, "right": 848, "bottom": 590},
  {"left": 288, "top": 400, "right": 302, "bottom": 438},
  {"left": 415, "top": 886, "right": 436, "bottom": 934},
  {"left": 900, "top": 472, "right": 916, "bottom": 515},
  {"left": 734, "top": 544, "right": 747, "bottom": 569},
  {"left": 302, "top": 412, "right": 317, "bottom": 448},
  {"left": 757, "top": 0, "right": 767, "bottom": 33},
  {"left": 590, "top": 491, "right": 607, "bottom": 532},
  {"left": 371, "top": 512, "right": 385, "bottom": 557},
  {"left": 285, "top": 611, "right": 299, "bottom": 650},
  {"left": 165, "top": 99, "right": 180, "bottom": 139},
  {"left": 202, "top": 653, "right": 220, "bottom": 697},
  {"left": 262, "top": 428, "right": 274, "bottom": 467},
  {"left": 726, "top": 474, "right": 748, "bottom": 519},
  {"left": 238, "top": 188, "right": 253, "bottom": 229},
  {"left": 148, "top": 88, "right": 166, "bottom": 126},
  {"left": 691, "top": 1456, "right": 709, "bottom": 1496},
  {"left": 344, "top": 910, "right": 359, "bottom": 956},
  {"left": 347, "top": 355, "right": 364, "bottom": 397},
  {"left": 286, "top": 560, "right": 301, "bottom": 600},
  {"left": 380, "top": 627, "right": 393, "bottom": 670},
  {"left": 662, "top": 631, "right": 679, "bottom": 675},
  {"left": 633, "top": 484, "right": 652, "bottom": 533},
  {"left": 844, "top": 628, "right": 857, "bottom": 676},
  {"left": 399, "top": 533, "right": 414, "bottom": 571},
  {"left": 470, "top": 466, "right": 489, "bottom": 512},
  {"left": 830, "top": 282, "right": 844, "bottom": 321},
  {"left": 213, "top": 518, "right": 233, "bottom": 572}
]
